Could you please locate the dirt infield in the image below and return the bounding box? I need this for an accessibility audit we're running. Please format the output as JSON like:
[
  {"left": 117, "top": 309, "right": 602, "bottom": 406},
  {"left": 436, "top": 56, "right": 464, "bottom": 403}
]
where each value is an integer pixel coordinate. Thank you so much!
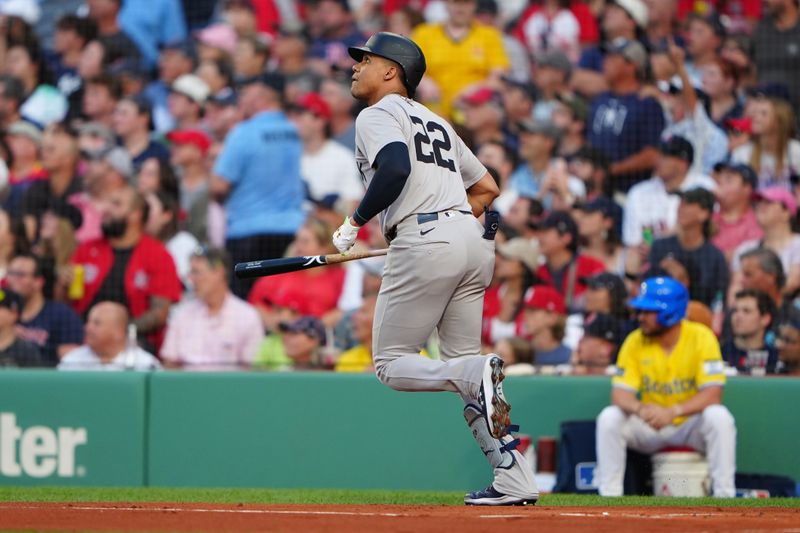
[{"left": 1, "top": 502, "right": 799, "bottom": 532}]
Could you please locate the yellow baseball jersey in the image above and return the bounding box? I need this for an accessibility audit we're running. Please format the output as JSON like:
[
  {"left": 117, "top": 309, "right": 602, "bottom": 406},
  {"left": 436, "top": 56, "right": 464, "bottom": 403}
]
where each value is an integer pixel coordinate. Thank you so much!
[
  {"left": 411, "top": 23, "right": 510, "bottom": 119},
  {"left": 612, "top": 320, "right": 725, "bottom": 425}
]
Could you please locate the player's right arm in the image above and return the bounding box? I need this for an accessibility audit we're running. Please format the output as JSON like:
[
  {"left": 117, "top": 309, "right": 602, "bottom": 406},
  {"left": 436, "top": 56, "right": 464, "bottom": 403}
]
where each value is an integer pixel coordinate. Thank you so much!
[
  {"left": 611, "top": 388, "right": 644, "bottom": 417},
  {"left": 465, "top": 172, "right": 500, "bottom": 217},
  {"left": 611, "top": 332, "right": 644, "bottom": 415}
]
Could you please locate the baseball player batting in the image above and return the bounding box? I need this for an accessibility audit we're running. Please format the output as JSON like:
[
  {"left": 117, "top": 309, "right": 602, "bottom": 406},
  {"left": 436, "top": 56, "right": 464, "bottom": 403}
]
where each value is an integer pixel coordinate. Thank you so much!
[
  {"left": 331, "top": 32, "right": 538, "bottom": 506},
  {"left": 595, "top": 277, "right": 736, "bottom": 497}
]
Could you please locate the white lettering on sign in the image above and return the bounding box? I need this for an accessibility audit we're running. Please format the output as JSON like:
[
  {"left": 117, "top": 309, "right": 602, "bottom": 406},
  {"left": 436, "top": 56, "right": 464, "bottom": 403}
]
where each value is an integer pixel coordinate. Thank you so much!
[{"left": 0, "top": 413, "right": 87, "bottom": 478}]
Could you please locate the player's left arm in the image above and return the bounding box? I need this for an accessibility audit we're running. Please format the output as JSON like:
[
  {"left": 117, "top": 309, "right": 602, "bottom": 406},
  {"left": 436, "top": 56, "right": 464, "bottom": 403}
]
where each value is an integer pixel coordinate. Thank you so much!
[
  {"left": 466, "top": 172, "right": 500, "bottom": 217},
  {"left": 455, "top": 132, "right": 498, "bottom": 216},
  {"left": 351, "top": 141, "right": 412, "bottom": 226}
]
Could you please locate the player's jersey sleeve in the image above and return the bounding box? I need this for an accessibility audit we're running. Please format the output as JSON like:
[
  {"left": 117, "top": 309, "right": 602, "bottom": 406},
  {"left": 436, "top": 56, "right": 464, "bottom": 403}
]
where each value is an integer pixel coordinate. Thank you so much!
[
  {"left": 612, "top": 331, "right": 643, "bottom": 393},
  {"left": 354, "top": 105, "right": 407, "bottom": 167},
  {"left": 694, "top": 325, "right": 726, "bottom": 389},
  {"left": 454, "top": 134, "right": 487, "bottom": 189}
]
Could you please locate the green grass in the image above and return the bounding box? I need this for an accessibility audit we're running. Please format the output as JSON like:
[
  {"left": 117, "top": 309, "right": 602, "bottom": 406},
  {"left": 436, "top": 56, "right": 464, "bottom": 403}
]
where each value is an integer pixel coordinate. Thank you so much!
[{"left": 0, "top": 487, "right": 798, "bottom": 508}]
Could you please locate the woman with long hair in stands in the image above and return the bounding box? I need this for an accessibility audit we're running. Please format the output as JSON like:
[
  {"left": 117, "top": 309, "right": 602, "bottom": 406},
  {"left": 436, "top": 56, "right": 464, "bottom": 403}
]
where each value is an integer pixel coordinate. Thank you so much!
[
  {"left": 732, "top": 97, "right": 800, "bottom": 189},
  {"left": 0, "top": 206, "right": 30, "bottom": 281}
]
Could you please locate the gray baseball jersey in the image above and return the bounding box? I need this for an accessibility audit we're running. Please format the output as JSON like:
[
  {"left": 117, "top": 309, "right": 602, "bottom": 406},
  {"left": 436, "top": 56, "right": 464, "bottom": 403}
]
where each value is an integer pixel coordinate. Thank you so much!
[
  {"left": 357, "top": 92, "right": 538, "bottom": 502},
  {"left": 355, "top": 94, "right": 487, "bottom": 235}
]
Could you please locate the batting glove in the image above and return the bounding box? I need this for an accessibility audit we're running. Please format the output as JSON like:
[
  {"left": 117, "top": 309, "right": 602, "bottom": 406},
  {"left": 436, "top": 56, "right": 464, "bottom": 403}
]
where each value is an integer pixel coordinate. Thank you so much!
[{"left": 332, "top": 216, "right": 359, "bottom": 254}]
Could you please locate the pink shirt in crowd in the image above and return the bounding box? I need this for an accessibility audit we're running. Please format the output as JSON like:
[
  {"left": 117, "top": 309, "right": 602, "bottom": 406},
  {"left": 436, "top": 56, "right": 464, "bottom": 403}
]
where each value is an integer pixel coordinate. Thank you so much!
[
  {"left": 712, "top": 208, "right": 763, "bottom": 257},
  {"left": 161, "top": 293, "right": 263, "bottom": 370}
]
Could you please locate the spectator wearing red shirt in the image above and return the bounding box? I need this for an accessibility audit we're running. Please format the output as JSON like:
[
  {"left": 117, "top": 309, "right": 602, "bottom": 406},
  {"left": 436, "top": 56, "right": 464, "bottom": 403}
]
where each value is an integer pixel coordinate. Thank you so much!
[
  {"left": 69, "top": 185, "right": 181, "bottom": 350},
  {"left": 534, "top": 210, "right": 606, "bottom": 313},
  {"left": 249, "top": 217, "right": 345, "bottom": 331}
]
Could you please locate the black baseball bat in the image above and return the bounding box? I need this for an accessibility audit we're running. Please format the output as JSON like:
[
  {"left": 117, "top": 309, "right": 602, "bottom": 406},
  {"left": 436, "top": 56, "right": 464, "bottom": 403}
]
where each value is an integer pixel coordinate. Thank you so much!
[{"left": 234, "top": 248, "right": 389, "bottom": 279}]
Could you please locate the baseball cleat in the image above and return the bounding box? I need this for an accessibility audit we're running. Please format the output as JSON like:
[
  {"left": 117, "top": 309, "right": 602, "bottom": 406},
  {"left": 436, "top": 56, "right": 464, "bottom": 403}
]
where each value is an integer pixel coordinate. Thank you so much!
[
  {"left": 479, "top": 356, "right": 512, "bottom": 439},
  {"left": 464, "top": 485, "right": 538, "bottom": 506}
]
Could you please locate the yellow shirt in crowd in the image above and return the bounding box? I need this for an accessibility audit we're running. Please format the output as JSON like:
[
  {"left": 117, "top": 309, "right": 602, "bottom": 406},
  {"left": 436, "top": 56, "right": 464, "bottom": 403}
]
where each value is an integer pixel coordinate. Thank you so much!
[
  {"left": 335, "top": 344, "right": 373, "bottom": 373},
  {"left": 411, "top": 22, "right": 510, "bottom": 119},
  {"left": 612, "top": 320, "right": 726, "bottom": 425}
]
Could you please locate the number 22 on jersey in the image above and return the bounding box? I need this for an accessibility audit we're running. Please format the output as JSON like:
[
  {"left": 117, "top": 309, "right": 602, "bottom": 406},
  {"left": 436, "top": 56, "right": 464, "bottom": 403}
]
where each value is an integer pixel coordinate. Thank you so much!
[{"left": 410, "top": 115, "right": 456, "bottom": 172}]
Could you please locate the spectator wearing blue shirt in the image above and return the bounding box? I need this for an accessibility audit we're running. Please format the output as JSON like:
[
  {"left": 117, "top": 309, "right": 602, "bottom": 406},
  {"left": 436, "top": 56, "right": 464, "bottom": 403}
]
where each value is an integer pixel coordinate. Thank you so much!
[
  {"left": 588, "top": 38, "right": 665, "bottom": 192},
  {"left": 6, "top": 254, "right": 83, "bottom": 366},
  {"left": 119, "top": 0, "right": 187, "bottom": 69},
  {"left": 212, "top": 73, "right": 305, "bottom": 298}
]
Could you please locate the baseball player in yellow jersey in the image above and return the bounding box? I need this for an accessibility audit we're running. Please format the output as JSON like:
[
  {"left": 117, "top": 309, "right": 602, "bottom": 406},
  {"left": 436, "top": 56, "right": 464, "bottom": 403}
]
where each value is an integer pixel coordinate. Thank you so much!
[
  {"left": 332, "top": 32, "right": 538, "bottom": 506},
  {"left": 596, "top": 276, "right": 737, "bottom": 497}
]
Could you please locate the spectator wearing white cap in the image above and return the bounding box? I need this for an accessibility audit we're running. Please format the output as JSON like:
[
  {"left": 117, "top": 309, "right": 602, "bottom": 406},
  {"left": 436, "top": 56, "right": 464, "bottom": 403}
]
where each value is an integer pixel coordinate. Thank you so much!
[
  {"left": 572, "top": 0, "right": 648, "bottom": 98},
  {"left": 168, "top": 73, "right": 209, "bottom": 131}
]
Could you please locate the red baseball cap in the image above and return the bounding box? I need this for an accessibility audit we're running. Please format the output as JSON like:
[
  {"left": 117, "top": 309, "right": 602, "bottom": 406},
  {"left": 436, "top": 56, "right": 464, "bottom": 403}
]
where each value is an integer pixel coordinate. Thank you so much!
[
  {"left": 725, "top": 117, "right": 752, "bottom": 135},
  {"left": 524, "top": 285, "right": 566, "bottom": 314},
  {"left": 463, "top": 86, "right": 501, "bottom": 107},
  {"left": 296, "top": 92, "right": 332, "bottom": 121},
  {"left": 166, "top": 129, "right": 212, "bottom": 155}
]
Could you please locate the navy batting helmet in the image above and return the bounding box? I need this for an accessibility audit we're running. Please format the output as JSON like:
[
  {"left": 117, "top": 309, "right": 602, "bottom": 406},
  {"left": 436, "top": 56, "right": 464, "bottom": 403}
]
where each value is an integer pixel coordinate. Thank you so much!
[
  {"left": 348, "top": 32, "right": 426, "bottom": 98},
  {"left": 628, "top": 277, "right": 688, "bottom": 328}
]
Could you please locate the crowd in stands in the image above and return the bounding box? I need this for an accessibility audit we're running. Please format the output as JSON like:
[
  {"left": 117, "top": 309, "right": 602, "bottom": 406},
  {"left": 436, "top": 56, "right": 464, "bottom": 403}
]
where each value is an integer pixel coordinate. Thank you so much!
[{"left": 0, "top": 0, "right": 799, "bottom": 377}]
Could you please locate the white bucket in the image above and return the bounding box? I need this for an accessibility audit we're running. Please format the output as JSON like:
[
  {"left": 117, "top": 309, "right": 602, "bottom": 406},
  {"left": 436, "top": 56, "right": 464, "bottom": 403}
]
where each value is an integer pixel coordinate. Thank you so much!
[{"left": 652, "top": 451, "right": 710, "bottom": 497}]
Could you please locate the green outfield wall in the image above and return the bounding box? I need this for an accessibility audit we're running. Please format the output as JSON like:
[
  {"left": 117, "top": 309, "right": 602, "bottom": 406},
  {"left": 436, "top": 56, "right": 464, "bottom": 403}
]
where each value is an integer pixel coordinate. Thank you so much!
[{"left": 0, "top": 371, "right": 798, "bottom": 490}]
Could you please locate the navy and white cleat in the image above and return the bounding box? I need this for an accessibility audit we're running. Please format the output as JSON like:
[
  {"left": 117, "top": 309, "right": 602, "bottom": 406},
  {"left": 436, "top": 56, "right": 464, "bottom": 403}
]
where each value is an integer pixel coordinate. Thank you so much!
[
  {"left": 464, "top": 485, "right": 538, "bottom": 506},
  {"left": 479, "top": 356, "right": 511, "bottom": 438}
]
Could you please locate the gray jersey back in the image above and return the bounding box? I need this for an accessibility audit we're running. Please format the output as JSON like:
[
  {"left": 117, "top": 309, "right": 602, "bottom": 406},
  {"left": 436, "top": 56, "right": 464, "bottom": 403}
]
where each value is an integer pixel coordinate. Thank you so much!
[{"left": 354, "top": 94, "right": 486, "bottom": 234}]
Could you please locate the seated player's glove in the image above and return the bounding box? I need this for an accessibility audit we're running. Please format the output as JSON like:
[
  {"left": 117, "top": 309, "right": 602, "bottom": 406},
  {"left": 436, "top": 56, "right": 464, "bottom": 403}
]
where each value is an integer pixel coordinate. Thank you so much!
[{"left": 332, "top": 216, "right": 359, "bottom": 254}]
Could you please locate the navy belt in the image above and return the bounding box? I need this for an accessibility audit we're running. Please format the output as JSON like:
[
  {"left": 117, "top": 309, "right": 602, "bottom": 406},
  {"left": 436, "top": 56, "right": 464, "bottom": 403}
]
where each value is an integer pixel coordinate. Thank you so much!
[{"left": 416, "top": 210, "right": 471, "bottom": 224}]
